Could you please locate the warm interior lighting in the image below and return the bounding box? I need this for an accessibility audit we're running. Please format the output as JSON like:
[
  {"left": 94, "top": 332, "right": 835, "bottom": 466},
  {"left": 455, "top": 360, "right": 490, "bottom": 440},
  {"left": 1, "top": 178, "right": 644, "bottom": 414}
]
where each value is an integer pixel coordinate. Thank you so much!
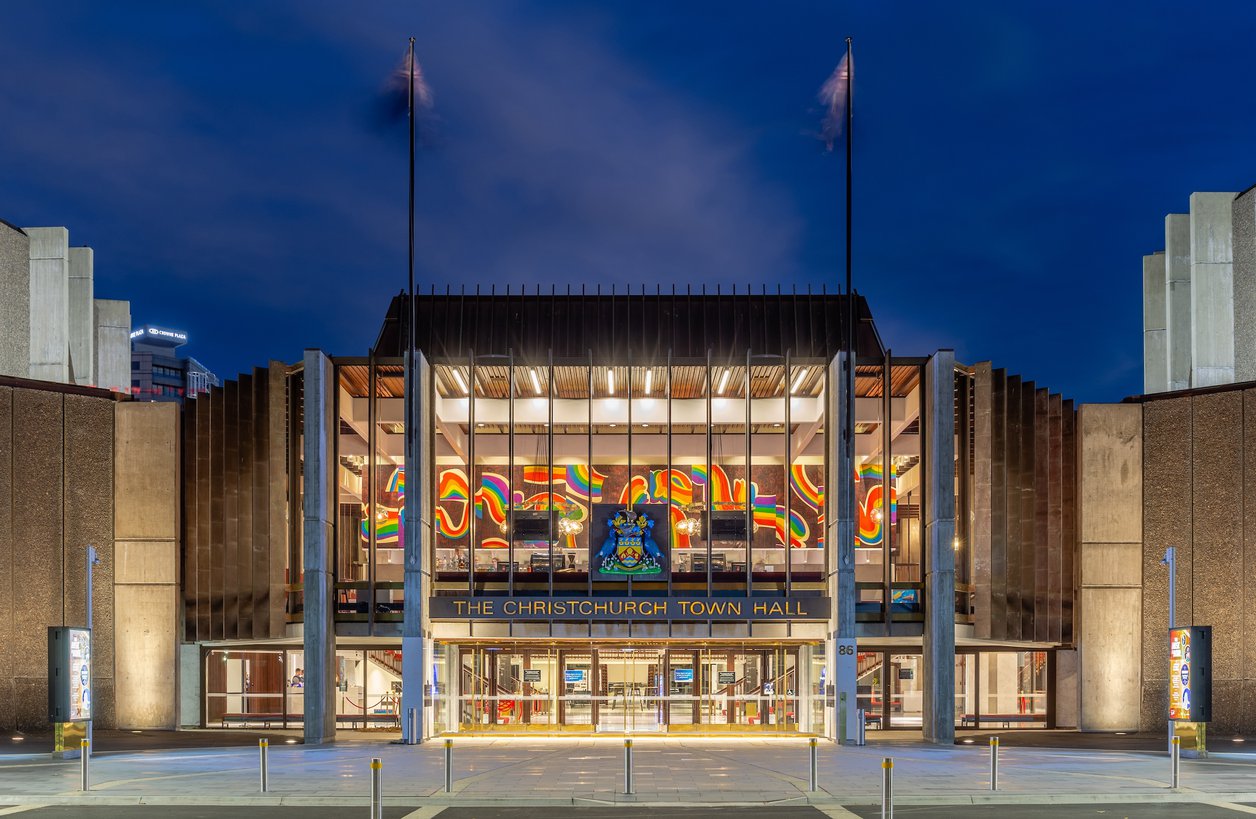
[
  {"left": 285, "top": 738, "right": 298, "bottom": 744},
  {"left": 10, "top": 737, "right": 23, "bottom": 742},
  {"left": 953, "top": 537, "right": 960, "bottom": 551},
  {"left": 607, "top": 370, "right": 615, "bottom": 395},
  {"left": 558, "top": 517, "right": 584, "bottom": 537},
  {"left": 1235, "top": 738, "right": 1246, "bottom": 743},
  {"left": 791, "top": 368, "right": 808, "bottom": 394},
  {"left": 451, "top": 368, "right": 467, "bottom": 395},
  {"left": 529, "top": 368, "right": 542, "bottom": 395},
  {"left": 644, "top": 370, "right": 653, "bottom": 395},
  {"left": 717, "top": 369, "right": 731, "bottom": 395}
]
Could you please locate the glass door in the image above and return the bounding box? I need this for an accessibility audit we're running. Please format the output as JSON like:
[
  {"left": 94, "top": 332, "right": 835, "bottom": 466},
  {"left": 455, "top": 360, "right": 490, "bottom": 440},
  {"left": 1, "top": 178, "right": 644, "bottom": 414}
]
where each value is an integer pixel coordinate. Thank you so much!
[{"left": 598, "top": 648, "right": 665, "bottom": 733}]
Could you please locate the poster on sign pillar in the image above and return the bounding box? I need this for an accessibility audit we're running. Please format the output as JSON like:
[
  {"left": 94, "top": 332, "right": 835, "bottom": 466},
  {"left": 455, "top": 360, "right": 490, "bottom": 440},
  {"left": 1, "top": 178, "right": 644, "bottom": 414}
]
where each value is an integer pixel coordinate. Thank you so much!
[{"left": 1169, "top": 626, "right": 1212, "bottom": 723}]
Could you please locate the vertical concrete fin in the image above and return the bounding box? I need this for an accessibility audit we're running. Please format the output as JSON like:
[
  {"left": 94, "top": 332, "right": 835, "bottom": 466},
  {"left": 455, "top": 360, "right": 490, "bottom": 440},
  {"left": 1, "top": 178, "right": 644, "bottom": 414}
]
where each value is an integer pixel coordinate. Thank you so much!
[
  {"left": 1189, "top": 192, "right": 1236, "bottom": 387},
  {"left": 302, "top": 350, "right": 337, "bottom": 744},
  {"left": 401, "top": 350, "right": 432, "bottom": 742},
  {"left": 1143, "top": 252, "right": 1168, "bottom": 394},
  {"left": 1165, "top": 214, "right": 1192, "bottom": 391},
  {"left": 922, "top": 350, "right": 956, "bottom": 745}
]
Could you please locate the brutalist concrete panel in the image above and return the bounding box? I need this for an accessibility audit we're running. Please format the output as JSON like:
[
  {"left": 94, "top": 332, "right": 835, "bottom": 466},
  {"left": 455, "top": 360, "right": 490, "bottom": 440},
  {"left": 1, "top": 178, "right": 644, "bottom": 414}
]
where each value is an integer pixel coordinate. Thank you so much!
[
  {"left": 1166, "top": 213, "right": 1192, "bottom": 391},
  {"left": 1191, "top": 391, "right": 1243, "bottom": 681},
  {"left": 1242, "top": 680, "right": 1256, "bottom": 734},
  {"left": 972, "top": 363, "right": 993, "bottom": 639},
  {"left": 92, "top": 299, "right": 131, "bottom": 393},
  {"left": 1079, "top": 586, "right": 1141, "bottom": 730},
  {"left": 1190, "top": 193, "right": 1237, "bottom": 387},
  {"left": 0, "top": 388, "right": 11, "bottom": 728},
  {"left": 11, "top": 389, "right": 63, "bottom": 683},
  {"left": 114, "top": 402, "right": 179, "bottom": 541},
  {"left": 1077, "top": 405, "right": 1143, "bottom": 546},
  {"left": 67, "top": 247, "right": 93, "bottom": 386},
  {"left": 0, "top": 224, "right": 30, "bottom": 379},
  {"left": 1141, "top": 398, "right": 1193, "bottom": 686},
  {"left": 1247, "top": 390, "right": 1256, "bottom": 683},
  {"left": 1210, "top": 679, "right": 1243, "bottom": 737},
  {"left": 64, "top": 395, "right": 115, "bottom": 702},
  {"left": 14, "top": 677, "right": 49, "bottom": 732},
  {"left": 1234, "top": 192, "right": 1256, "bottom": 383},
  {"left": 1140, "top": 678, "right": 1168, "bottom": 733},
  {"left": 1143, "top": 252, "right": 1168, "bottom": 394}
]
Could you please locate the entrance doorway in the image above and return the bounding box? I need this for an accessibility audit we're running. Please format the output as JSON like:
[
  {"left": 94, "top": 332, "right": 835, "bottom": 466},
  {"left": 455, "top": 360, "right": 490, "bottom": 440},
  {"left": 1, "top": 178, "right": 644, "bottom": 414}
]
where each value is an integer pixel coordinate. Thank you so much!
[{"left": 449, "top": 642, "right": 807, "bottom": 734}]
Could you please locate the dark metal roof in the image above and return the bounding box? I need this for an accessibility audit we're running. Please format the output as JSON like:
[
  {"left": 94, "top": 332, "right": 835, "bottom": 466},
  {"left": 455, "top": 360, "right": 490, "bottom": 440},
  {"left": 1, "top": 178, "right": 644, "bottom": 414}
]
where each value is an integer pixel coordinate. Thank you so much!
[{"left": 373, "top": 286, "right": 884, "bottom": 363}]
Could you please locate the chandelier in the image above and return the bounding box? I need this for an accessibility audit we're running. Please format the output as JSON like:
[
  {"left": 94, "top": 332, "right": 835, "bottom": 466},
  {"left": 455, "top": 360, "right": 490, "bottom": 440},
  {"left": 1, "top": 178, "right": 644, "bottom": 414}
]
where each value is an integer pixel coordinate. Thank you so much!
[
  {"left": 675, "top": 516, "right": 701, "bottom": 537},
  {"left": 557, "top": 516, "right": 584, "bottom": 537}
]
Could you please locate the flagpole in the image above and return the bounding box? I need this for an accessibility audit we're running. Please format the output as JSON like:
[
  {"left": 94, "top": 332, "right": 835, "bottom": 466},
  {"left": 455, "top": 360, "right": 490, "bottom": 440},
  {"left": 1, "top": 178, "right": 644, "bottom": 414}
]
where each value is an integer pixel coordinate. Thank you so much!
[
  {"left": 843, "top": 35, "right": 855, "bottom": 516},
  {"left": 407, "top": 36, "right": 416, "bottom": 358}
]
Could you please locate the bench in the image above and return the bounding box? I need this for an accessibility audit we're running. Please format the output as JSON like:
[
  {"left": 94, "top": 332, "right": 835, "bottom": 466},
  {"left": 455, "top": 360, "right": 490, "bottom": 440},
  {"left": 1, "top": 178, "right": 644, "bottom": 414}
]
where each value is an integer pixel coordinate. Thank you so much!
[{"left": 960, "top": 713, "right": 1046, "bottom": 728}]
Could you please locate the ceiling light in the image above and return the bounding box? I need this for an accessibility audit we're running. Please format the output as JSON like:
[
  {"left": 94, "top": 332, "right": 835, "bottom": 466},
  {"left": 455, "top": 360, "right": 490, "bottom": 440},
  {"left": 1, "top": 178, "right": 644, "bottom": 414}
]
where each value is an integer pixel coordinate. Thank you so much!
[
  {"left": 529, "top": 369, "right": 542, "bottom": 395},
  {"left": 609, "top": 423, "right": 616, "bottom": 428},
  {"left": 644, "top": 370, "right": 653, "bottom": 395},
  {"left": 286, "top": 738, "right": 298, "bottom": 744},
  {"left": 717, "top": 369, "right": 731, "bottom": 395},
  {"left": 451, "top": 368, "right": 467, "bottom": 395},
  {"left": 791, "top": 368, "right": 808, "bottom": 394},
  {"left": 607, "top": 370, "right": 615, "bottom": 395}
]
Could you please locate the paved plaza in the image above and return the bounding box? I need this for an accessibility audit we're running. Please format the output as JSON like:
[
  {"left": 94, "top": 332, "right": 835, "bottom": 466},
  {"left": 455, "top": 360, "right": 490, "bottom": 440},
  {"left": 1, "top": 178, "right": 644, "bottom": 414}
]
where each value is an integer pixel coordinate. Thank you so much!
[{"left": 2, "top": 736, "right": 1256, "bottom": 815}]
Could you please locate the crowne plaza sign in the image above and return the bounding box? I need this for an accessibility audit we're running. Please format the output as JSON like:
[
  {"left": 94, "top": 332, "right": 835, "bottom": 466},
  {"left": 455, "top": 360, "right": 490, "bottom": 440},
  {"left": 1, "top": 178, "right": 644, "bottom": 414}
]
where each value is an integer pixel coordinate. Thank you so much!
[{"left": 428, "top": 596, "right": 831, "bottom": 622}]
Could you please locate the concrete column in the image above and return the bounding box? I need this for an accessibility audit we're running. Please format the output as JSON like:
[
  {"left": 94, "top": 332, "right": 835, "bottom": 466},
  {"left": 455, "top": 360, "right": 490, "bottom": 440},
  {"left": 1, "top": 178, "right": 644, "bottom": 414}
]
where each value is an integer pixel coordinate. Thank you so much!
[
  {"left": 93, "top": 299, "right": 131, "bottom": 393},
  {"left": 1143, "top": 252, "right": 1167, "bottom": 394},
  {"left": 1232, "top": 189, "right": 1256, "bottom": 383},
  {"left": 401, "top": 350, "right": 431, "bottom": 742},
  {"left": 1076, "top": 403, "right": 1142, "bottom": 731},
  {"left": 113, "top": 402, "right": 180, "bottom": 728},
  {"left": 1190, "top": 192, "right": 1236, "bottom": 387},
  {"left": 25, "top": 227, "right": 70, "bottom": 383},
  {"left": 67, "top": 247, "right": 94, "bottom": 386},
  {"left": 921, "top": 350, "right": 956, "bottom": 745},
  {"left": 0, "top": 222, "right": 30, "bottom": 379},
  {"left": 825, "top": 352, "right": 857, "bottom": 740},
  {"left": 1165, "top": 214, "right": 1191, "bottom": 391},
  {"left": 302, "top": 350, "right": 337, "bottom": 744},
  {"left": 178, "top": 644, "right": 201, "bottom": 727}
]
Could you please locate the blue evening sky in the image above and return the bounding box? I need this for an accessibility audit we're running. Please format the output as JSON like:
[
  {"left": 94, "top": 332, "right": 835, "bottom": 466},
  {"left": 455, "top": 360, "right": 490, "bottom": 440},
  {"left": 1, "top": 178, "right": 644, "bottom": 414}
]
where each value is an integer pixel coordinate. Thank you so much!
[{"left": 2, "top": 2, "right": 1253, "bottom": 403}]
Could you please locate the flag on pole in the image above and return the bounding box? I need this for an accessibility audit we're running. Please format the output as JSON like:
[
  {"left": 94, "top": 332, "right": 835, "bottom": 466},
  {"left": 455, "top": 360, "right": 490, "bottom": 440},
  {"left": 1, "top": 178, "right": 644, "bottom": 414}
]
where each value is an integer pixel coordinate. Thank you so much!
[
  {"left": 379, "top": 46, "right": 434, "bottom": 125},
  {"left": 818, "top": 51, "right": 850, "bottom": 151}
]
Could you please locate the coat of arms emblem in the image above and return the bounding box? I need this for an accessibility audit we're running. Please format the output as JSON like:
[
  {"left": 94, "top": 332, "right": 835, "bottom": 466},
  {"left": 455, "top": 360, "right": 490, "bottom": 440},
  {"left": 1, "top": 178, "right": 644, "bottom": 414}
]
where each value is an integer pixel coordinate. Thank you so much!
[{"left": 594, "top": 508, "right": 665, "bottom": 576}]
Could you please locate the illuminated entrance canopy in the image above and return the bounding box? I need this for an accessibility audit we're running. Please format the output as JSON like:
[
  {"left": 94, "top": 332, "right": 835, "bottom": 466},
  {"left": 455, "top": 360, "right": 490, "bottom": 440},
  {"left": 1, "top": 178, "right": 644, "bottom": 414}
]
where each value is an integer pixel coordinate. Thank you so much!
[{"left": 429, "top": 595, "right": 831, "bottom": 622}]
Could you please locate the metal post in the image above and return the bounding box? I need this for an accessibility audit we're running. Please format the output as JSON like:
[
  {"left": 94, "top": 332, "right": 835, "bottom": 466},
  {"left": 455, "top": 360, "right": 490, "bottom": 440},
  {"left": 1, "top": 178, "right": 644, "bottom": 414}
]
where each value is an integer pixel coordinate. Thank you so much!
[
  {"left": 989, "top": 736, "right": 999, "bottom": 791},
  {"left": 369, "top": 757, "right": 383, "bottom": 819},
  {"left": 407, "top": 707, "right": 418, "bottom": 746},
  {"left": 1171, "top": 736, "right": 1180, "bottom": 789},
  {"left": 259, "top": 738, "right": 269, "bottom": 792},
  {"left": 881, "top": 757, "right": 893, "bottom": 819},
  {"left": 1162, "top": 547, "right": 1176, "bottom": 755},
  {"left": 623, "top": 738, "right": 634, "bottom": 795},
  {"left": 808, "top": 737, "right": 819, "bottom": 792},
  {"left": 79, "top": 739, "right": 89, "bottom": 791},
  {"left": 857, "top": 708, "right": 867, "bottom": 746},
  {"left": 443, "top": 738, "right": 453, "bottom": 793},
  {"left": 86, "top": 545, "right": 99, "bottom": 755}
]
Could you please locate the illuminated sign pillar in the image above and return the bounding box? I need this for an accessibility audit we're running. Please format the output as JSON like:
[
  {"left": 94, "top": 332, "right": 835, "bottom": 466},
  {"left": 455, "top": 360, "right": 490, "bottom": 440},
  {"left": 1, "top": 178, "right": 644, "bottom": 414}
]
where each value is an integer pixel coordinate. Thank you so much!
[
  {"left": 48, "top": 627, "right": 92, "bottom": 758},
  {"left": 1169, "top": 625, "right": 1212, "bottom": 752}
]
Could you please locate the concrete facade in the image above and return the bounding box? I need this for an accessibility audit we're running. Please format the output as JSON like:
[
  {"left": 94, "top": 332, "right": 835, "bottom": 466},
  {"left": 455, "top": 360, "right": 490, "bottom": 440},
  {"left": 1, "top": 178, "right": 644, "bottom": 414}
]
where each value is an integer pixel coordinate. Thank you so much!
[
  {"left": 0, "top": 222, "right": 30, "bottom": 379},
  {"left": 26, "top": 227, "right": 70, "bottom": 383},
  {"left": 1165, "top": 214, "right": 1192, "bottom": 392},
  {"left": 68, "top": 247, "right": 94, "bottom": 386},
  {"left": 1189, "top": 193, "right": 1235, "bottom": 387},
  {"left": 1142, "top": 252, "right": 1167, "bottom": 394},
  {"left": 0, "top": 377, "right": 179, "bottom": 732},
  {"left": 1076, "top": 403, "right": 1142, "bottom": 731},
  {"left": 113, "top": 401, "right": 180, "bottom": 729},
  {"left": 1233, "top": 187, "right": 1256, "bottom": 383},
  {"left": 93, "top": 299, "right": 131, "bottom": 393}
]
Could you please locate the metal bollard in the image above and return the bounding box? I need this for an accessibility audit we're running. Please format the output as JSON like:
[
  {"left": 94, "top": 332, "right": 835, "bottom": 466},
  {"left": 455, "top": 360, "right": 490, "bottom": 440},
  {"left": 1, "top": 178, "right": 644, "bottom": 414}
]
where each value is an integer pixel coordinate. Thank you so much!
[
  {"left": 623, "top": 738, "right": 634, "bottom": 795},
  {"left": 881, "top": 757, "right": 893, "bottom": 819},
  {"left": 1171, "top": 735, "right": 1180, "bottom": 789},
  {"left": 407, "top": 707, "right": 418, "bottom": 745},
  {"left": 443, "top": 738, "right": 453, "bottom": 793},
  {"left": 259, "top": 738, "right": 269, "bottom": 793},
  {"left": 79, "top": 739, "right": 90, "bottom": 791},
  {"left": 808, "top": 737, "right": 819, "bottom": 792},
  {"left": 856, "top": 708, "right": 867, "bottom": 746},
  {"left": 989, "top": 736, "right": 999, "bottom": 791},
  {"left": 369, "top": 757, "right": 383, "bottom": 819}
]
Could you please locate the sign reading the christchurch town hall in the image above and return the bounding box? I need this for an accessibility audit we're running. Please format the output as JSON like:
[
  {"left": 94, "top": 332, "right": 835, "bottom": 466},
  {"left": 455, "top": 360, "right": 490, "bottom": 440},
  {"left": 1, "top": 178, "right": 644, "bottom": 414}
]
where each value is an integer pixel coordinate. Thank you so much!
[{"left": 428, "top": 596, "right": 832, "bottom": 622}]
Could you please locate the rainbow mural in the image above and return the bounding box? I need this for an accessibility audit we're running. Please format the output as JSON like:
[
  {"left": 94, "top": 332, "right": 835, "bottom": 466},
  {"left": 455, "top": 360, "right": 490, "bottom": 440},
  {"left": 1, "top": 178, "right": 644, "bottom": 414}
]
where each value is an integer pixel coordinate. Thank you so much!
[{"left": 856, "top": 463, "right": 897, "bottom": 546}]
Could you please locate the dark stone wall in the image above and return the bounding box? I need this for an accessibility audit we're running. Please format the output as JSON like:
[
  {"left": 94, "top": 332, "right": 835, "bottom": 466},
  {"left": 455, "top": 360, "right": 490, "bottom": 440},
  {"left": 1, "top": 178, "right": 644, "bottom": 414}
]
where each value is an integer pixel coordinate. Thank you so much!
[
  {"left": 1141, "top": 387, "right": 1256, "bottom": 734},
  {"left": 0, "top": 383, "right": 117, "bottom": 731}
]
